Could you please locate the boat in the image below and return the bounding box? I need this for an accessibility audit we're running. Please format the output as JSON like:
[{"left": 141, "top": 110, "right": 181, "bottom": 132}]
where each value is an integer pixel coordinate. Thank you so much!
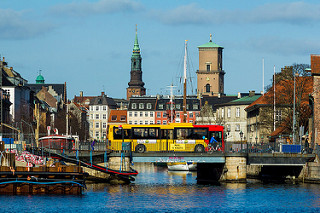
[
  {"left": 38, "top": 135, "right": 75, "bottom": 150},
  {"left": 167, "top": 162, "right": 197, "bottom": 171}
]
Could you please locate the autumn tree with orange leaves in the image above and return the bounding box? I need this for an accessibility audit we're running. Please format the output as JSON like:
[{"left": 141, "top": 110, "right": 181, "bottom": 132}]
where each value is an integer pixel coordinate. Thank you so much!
[{"left": 263, "top": 64, "right": 312, "bottom": 141}]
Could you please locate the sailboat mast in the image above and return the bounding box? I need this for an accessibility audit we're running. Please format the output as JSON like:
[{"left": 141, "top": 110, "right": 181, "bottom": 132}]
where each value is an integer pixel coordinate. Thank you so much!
[{"left": 183, "top": 40, "right": 187, "bottom": 123}]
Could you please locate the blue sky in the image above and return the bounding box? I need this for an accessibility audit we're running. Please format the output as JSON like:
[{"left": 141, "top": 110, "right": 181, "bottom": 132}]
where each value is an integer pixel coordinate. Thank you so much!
[{"left": 1, "top": 0, "right": 319, "bottom": 99}]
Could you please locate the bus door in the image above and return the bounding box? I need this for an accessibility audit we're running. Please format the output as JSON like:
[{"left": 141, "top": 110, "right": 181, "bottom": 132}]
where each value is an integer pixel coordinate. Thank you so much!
[
  {"left": 112, "top": 127, "right": 131, "bottom": 151},
  {"left": 173, "top": 128, "right": 194, "bottom": 151},
  {"left": 209, "top": 131, "right": 223, "bottom": 151},
  {"left": 160, "top": 129, "right": 174, "bottom": 151},
  {"left": 132, "top": 127, "right": 160, "bottom": 152}
]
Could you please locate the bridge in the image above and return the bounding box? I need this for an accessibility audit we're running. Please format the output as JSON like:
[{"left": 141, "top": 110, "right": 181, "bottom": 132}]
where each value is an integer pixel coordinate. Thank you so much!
[{"left": 108, "top": 151, "right": 316, "bottom": 183}]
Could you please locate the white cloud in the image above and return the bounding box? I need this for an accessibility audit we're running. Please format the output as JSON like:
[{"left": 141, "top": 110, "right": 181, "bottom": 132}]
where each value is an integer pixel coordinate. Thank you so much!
[
  {"left": 0, "top": 9, "right": 54, "bottom": 39},
  {"left": 50, "top": 0, "right": 144, "bottom": 17},
  {"left": 151, "top": 2, "right": 320, "bottom": 25}
]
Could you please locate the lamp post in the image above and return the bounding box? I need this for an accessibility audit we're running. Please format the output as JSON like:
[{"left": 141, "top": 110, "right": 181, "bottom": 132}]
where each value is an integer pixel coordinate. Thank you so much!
[
  {"left": 240, "top": 130, "right": 243, "bottom": 152},
  {"left": 255, "top": 136, "right": 258, "bottom": 151}
]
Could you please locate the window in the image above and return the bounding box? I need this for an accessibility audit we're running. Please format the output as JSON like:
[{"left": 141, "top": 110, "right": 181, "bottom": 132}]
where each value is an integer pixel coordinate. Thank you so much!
[
  {"left": 163, "top": 112, "right": 167, "bottom": 118},
  {"left": 103, "top": 106, "right": 107, "bottom": 111},
  {"left": 227, "top": 108, "right": 231, "bottom": 118},
  {"left": 95, "top": 114, "right": 99, "bottom": 119},
  {"left": 134, "top": 121, "right": 138, "bottom": 124},
  {"left": 102, "top": 132, "right": 106, "bottom": 138},
  {"left": 140, "top": 120, "right": 143, "bottom": 124},
  {"left": 150, "top": 121, "right": 154, "bottom": 124},
  {"left": 132, "top": 127, "right": 159, "bottom": 139},
  {"left": 145, "top": 112, "right": 148, "bottom": 117},
  {"left": 157, "top": 112, "right": 161, "bottom": 118},
  {"left": 196, "top": 112, "right": 200, "bottom": 117},
  {"left": 140, "top": 112, "right": 143, "bottom": 117},
  {"left": 176, "top": 113, "right": 180, "bottom": 118},
  {"left": 207, "top": 64, "right": 210, "bottom": 71},
  {"left": 193, "top": 104, "right": 199, "bottom": 110},
  {"left": 95, "top": 122, "right": 99, "bottom": 128},
  {"left": 236, "top": 107, "right": 240, "bottom": 117},
  {"left": 206, "top": 84, "right": 210, "bottom": 93},
  {"left": 120, "top": 115, "right": 126, "bottom": 121},
  {"left": 134, "top": 112, "right": 138, "bottom": 117},
  {"left": 145, "top": 121, "right": 148, "bottom": 124},
  {"left": 129, "top": 112, "right": 132, "bottom": 117},
  {"left": 189, "top": 120, "right": 193, "bottom": 123},
  {"left": 111, "top": 115, "right": 117, "bottom": 121},
  {"left": 276, "top": 109, "right": 282, "bottom": 122},
  {"left": 90, "top": 122, "right": 93, "bottom": 128},
  {"left": 103, "top": 114, "right": 107, "bottom": 119},
  {"left": 222, "top": 108, "right": 224, "bottom": 118},
  {"left": 227, "top": 125, "right": 231, "bottom": 132},
  {"left": 235, "top": 124, "right": 240, "bottom": 131},
  {"left": 102, "top": 122, "right": 106, "bottom": 128},
  {"left": 159, "top": 104, "right": 164, "bottom": 109},
  {"left": 150, "top": 112, "right": 154, "bottom": 117},
  {"left": 95, "top": 131, "right": 99, "bottom": 137},
  {"left": 90, "top": 114, "right": 93, "bottom": 119},
  {"left": 189, "top": 112, "right": 194, "bottom": 118},
  {"left": 163, "top": 120, "right": 167, "bottom": 125},
  {"left": 139, "top": 103, "right": 144, "bottom": 109},
  {"left": 90, "top": 106, "right": 93, "bottom": 111},
  {"left": 147, "top": 103, "right": 152, "bottom": 109},
  {"left": 132, "top": 103, "right": 137, "bottom": 109},
  {"left": 176, "top": 104, "right": 181, "bottom": 110},
  {"left": 186, "top": 105, "right": 189, "bottom": 110},
  {"left": 95, "top": 106, "right": 99, "bottom": 111},
  {"left": 157, "top": 120, "right": 161, "bottom": 124},
  {"left": 129, "top": 121, "right": 132, "bottom": 124}
]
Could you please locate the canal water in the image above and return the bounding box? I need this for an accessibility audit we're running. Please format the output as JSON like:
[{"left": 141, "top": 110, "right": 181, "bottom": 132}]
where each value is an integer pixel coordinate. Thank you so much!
[{"left": 1, "top": 163, "right": 320, "bottom": 213}]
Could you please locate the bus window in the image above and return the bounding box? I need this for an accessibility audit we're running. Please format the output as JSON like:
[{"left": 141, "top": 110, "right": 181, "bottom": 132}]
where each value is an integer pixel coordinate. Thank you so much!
[
  {"left": 161, "top": 129, "right": 174, "bottom": 139},
  {"left": 175, "top": 128, "right": 193, "bottom": 139},
  {"left": 132, "top": 127, "right": 159, "bottom": 139},
  {"left": 193, "top": 128, "right": 208, "bottom": 139},
  {"left": 113, "top": 127, "right": 131, "bottom": 139}
]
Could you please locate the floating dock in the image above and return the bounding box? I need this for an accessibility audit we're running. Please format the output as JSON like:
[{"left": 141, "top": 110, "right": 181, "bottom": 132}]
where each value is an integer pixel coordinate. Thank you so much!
[{"left": 0, "top": 165, "right": 88, "bottom": 195}]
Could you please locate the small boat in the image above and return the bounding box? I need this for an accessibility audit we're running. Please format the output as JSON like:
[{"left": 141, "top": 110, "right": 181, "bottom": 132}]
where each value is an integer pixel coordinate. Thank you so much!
[{"left": 167, "top": 162, "right": 197, "bottom": 171}]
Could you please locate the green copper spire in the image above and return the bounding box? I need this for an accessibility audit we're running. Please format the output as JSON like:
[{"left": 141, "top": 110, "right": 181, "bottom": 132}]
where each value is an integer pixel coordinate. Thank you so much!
[
  {"left": 36, "top": 70, "right": 45, "bottom": 84},
  {"left": 132, "top": 24, "right": 140, "bottom": 55}
]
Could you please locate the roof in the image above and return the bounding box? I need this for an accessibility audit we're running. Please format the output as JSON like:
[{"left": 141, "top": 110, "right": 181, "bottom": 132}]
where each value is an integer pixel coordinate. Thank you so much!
[
  {"left": 90, "top": 95, "right": 117, "bottom": 108},
  {"left": 202, "top": 96, "right": 238, "bottom": 111},
  {"left": 27, "top": 83, "right": 66, "bottom": 99},
  {"left": 227, "top": 95, "right": 262, "bottom": 105},
  {"left": 198, "top": 41, "right": 223, "bottom": 48},
  {"left": 108, "top": 109, "right": 127, "bottom": 123}
]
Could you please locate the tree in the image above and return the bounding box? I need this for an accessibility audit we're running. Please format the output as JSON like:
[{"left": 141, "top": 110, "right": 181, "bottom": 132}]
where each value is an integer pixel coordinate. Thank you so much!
[{"left": 263, "top": 64, "right": 312, "bottom": 141}]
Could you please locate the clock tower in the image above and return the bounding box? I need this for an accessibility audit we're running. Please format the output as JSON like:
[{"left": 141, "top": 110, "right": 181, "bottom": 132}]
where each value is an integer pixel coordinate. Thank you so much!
[
  {"left": 127, "top": 26, "right": 146, "bottom": 100},
  {"left": 196, "top": 34, "right": 225, "bottom": 97}
]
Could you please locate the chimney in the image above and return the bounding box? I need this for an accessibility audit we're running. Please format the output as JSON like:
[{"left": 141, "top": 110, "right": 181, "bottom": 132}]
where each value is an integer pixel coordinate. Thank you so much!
[
  {"left": 101, "top": 92, "right": 105, "bottom": 96},
  {"left": 237, "top": 92, "right": 241, "bottom": 99},
  {"left": 249, "top": 90, "right": 255, "bottom": 97},
  {"left": 80, "top": 91, "right": 83, "bottom": 97}
]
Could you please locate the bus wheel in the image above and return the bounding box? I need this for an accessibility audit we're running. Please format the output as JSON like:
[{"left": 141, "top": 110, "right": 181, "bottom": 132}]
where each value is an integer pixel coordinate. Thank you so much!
[
  {"left": 135, "top": 144, "right": 146, "bottom": 153},
  {"left": 194, "top": 144, "right": 205, "bottom": 153}
]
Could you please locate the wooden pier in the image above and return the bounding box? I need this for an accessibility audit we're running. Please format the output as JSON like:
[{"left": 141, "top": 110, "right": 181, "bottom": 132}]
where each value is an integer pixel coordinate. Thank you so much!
[{"left": 0, "top": 164, "right": 88, "bottom": 195}]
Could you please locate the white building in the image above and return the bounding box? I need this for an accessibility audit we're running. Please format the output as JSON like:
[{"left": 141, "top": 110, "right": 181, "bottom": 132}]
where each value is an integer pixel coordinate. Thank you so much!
[{"left": 88, "top": 92, "right": 117, "bottom": 141}]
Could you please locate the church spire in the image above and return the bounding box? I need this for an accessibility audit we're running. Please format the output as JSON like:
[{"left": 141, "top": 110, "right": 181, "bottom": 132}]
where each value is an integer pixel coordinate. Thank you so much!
[{"left": 133, "top": 24, "right": 140, "bottom": 55}]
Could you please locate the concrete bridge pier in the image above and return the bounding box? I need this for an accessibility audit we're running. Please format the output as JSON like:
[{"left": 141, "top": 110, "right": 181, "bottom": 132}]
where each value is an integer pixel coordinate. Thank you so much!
[
  {"left": 108, "top": 156, "right": 131, "bottom": 171},
  {"left": 197, "top": 156, "right": 247, "bottom": 184}
]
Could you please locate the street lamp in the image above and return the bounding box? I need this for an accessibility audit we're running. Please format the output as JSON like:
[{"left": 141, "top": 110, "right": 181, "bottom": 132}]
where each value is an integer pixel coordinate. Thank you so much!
[
  {"left": 293, "top": 72, "right": 299, "bottom": 144},
  {"left": 255, "top": 136, "right": 258, "bottom": 149},
  {"left": 240, "top": 130, "right": 243, "bottom": 152}
]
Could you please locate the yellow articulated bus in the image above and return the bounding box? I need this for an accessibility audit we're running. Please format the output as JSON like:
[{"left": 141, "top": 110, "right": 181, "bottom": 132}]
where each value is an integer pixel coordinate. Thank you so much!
[{"left": 107, "top": 123, "right": 224, "bottom": 153}]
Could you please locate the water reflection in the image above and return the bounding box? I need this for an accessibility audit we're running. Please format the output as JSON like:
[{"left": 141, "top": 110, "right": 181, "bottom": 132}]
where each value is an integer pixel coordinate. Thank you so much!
[{"left": 84, "top": 163, "right": 320, "bottom": 212}]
